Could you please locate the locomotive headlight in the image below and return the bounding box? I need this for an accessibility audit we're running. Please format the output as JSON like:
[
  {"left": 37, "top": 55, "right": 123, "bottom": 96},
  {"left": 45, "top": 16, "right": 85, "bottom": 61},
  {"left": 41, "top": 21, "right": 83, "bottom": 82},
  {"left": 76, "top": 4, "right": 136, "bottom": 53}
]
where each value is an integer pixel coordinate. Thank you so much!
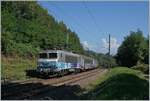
[
  {"left": 37, "top": 62, "right": 40, "bottom": 66},
  {"left": 37, "top": 62, "right": 43, "bottom": 66}
]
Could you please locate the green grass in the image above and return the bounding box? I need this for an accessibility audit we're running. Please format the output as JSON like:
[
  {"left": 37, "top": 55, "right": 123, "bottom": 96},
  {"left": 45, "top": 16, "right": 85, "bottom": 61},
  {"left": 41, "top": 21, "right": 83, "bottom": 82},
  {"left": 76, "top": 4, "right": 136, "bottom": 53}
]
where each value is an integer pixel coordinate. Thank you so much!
[
  {"left": 1, "top": 56, "right": 37, "bottom": 81},
  {"left": 82, "top": 67, "right": 149, "bottom": 100}
]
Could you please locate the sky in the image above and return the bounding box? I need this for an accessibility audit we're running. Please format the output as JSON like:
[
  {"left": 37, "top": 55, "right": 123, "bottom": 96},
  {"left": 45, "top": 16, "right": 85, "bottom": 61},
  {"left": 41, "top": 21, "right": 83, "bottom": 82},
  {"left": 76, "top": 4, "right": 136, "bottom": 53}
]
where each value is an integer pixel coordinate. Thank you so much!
[{"left": 38, "top": 1, "right": 149, "bottom": 55}]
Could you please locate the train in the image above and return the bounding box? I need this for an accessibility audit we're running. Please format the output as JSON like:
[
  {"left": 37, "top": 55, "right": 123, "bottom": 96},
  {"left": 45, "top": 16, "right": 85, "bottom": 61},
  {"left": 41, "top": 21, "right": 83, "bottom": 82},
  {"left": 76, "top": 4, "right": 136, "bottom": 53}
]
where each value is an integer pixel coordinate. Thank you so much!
[{"left": 37, "top": 50, "right": 98, "bottom": 76}]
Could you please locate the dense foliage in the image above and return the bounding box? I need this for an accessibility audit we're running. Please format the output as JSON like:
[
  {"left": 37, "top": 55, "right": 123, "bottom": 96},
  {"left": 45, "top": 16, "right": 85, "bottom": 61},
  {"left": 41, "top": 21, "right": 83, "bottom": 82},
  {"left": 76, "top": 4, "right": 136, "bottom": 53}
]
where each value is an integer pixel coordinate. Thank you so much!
[
  {"left": 131, "top": 63, "right": 149, "bottom": 74},
  {"left": 116, "top": 30, "right": 149, "bottom": 67},
  {"left": 1, "top": 1, "right": 84, "bottom": 57}
]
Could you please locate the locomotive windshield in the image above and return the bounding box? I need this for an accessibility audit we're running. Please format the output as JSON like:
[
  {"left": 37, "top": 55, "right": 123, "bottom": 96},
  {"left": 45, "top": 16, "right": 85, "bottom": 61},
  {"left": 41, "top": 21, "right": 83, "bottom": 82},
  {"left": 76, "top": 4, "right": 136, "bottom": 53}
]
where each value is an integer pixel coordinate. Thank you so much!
[
  {"left": 39, "top": 53, "right": 57, "bottom": 59},
  {"left": 39, "top": 53, "right": 47, "bottom": 59},
  {"left": 49, "top": 53, "right": 57, "bottom": 59}
]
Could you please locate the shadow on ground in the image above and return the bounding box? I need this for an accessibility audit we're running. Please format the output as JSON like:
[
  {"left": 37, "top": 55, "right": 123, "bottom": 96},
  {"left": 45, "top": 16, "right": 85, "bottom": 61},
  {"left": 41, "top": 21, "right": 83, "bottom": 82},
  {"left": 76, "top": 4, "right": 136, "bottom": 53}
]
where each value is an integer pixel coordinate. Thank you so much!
[
  {"left": 25, "top": 69, "right": 48, "bottom": 79},
  {"left": 81, "top": 73, "right": 149, "bottom": 100},
  {"left": 1, "top": 81, "right": 85, "bottom": 100},
  {"left": 2, "top": 72, "right": 149, "bottom": 100}
]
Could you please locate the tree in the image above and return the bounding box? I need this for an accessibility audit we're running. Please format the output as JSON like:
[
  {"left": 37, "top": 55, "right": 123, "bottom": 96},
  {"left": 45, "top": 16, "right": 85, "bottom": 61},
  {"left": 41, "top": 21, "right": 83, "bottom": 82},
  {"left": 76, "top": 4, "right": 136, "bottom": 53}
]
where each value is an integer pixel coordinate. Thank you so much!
[
  {"left": 116, "top": 29, "right": 148, "bottom": 67},
  {"left": 143, "top": 35, "right": 149, "bottom": 64}
]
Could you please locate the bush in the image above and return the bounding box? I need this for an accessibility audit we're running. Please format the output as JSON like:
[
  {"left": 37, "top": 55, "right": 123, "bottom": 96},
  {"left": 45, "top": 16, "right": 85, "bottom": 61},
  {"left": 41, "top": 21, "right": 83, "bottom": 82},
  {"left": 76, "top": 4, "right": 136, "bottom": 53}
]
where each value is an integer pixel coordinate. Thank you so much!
[
  {"left": 2, "top": 40, "right": 40, "bottom": 57},
  {"left": 116, "top": 30, "right": 148, "bottom": 67},
  {"left": 131, "top": 64, "right": 149, "bottom": 74}
]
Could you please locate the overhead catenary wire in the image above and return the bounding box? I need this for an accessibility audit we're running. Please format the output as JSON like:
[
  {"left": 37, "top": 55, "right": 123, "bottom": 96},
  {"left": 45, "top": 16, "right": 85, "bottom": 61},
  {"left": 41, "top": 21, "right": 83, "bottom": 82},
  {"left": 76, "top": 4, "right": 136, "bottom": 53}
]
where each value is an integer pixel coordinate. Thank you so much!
[
  {"left": 82, "top": 1, "right": 112, "bottom": 56},
  {"left": 49, "top": 2, "right": 104, "bottom": 52},
  {"left": 82, "top": 1, "right": 101, "bottom": 34},
  {"left": 49, "top": 2, "right": 100, "bottom": 51},
  {"left": 82, "top": 1, "right": 104, "bottom": 54},
  {"left": 46, "top": 3, "right": 73, "bottom": 50}
]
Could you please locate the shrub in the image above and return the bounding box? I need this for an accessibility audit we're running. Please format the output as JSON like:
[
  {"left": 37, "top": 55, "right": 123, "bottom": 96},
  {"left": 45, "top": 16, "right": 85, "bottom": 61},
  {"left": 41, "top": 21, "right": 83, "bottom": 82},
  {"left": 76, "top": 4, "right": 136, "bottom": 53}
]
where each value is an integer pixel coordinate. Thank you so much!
[
  {"left": 131, "top": 63, "right": 149, "bottom": 74},
  {"left": 14, "top": 43, "right": 40, "bottom": 57}
]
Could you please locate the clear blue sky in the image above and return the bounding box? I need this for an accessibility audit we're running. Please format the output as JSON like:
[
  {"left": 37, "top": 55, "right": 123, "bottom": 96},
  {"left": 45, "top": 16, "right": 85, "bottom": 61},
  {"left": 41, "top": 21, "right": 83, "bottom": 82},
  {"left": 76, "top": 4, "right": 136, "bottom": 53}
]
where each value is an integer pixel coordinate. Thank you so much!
[{"left": 38, "top": 1, "right": 149, "bottom": 54}]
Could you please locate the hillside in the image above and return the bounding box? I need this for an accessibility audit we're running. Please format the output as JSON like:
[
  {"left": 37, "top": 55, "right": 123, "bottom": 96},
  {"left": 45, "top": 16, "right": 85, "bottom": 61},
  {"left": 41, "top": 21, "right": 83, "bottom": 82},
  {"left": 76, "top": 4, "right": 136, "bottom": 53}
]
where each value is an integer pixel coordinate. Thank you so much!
[{"left": 1, "top": 1, "right": 84, "bottom": 57}]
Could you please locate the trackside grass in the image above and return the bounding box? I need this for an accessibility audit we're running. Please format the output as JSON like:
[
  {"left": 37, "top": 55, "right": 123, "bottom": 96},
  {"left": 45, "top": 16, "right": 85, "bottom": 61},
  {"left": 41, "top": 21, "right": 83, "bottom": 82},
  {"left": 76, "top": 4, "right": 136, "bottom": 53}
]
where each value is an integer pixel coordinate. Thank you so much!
[
  {"left": 81, "top": 67, "right": 149, "bottom": 100},
  {"left": 1, "top": 56, "right": 37, "bottom": 81}
]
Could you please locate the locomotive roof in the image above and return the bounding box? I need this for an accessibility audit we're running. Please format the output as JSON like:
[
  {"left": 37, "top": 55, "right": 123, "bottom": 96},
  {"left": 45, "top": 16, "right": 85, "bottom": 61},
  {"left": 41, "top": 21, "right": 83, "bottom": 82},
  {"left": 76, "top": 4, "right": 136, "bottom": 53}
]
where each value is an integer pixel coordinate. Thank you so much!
[
  {"left": 39, "top": 50, "right": 95, "bottom": 60},
  {"left": 39, "top": 50, "right": 79, "bottom": 56},
  {"left": 40, "top": 50, "right": 62, "bottom": 53}
]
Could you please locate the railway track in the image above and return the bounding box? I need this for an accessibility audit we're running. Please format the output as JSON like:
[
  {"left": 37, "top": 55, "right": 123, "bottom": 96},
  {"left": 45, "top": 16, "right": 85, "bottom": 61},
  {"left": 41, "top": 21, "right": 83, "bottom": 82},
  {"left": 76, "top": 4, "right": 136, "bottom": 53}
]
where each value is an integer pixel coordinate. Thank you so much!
[
  {"left": 2, "top": 68, "right": 106, "bottom": 100},
  {"left": 2, "top": 68, "right": 99, "bottom": 96}
]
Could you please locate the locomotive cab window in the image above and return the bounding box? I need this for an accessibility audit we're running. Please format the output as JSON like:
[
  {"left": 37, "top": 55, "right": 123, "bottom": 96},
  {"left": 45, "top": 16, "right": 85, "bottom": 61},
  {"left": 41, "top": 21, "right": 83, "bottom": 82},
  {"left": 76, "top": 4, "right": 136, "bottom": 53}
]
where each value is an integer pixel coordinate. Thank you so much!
[
  {"left": 65, "top": 55, "right": 78, "bottom": 63},
  {"left": 39, "top": 53, "right": 48, "bottom": 59},
  {"left": 49, "top": 53, "right": 57, "bottom": 59}
]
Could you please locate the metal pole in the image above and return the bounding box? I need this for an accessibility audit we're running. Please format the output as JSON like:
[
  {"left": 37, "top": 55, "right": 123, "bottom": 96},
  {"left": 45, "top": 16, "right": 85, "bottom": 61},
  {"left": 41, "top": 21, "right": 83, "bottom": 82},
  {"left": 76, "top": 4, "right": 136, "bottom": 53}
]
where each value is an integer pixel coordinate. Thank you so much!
[
  {"left": 66, "top": 33, "right": 69, "bottom": 49},
  {"left": 108, "top": 34, "right": 111, "bottom": 68},
  {"left": 109, "top": 34, "right": 110, "bottom": 56}
]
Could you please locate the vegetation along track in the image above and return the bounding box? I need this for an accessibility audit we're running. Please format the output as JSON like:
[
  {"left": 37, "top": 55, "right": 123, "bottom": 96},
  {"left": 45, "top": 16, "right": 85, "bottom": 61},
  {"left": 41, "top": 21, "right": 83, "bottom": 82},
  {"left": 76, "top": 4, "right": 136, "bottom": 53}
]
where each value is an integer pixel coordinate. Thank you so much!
[{"left": 2, "top": 68, "right": 106, "bottom": 100}]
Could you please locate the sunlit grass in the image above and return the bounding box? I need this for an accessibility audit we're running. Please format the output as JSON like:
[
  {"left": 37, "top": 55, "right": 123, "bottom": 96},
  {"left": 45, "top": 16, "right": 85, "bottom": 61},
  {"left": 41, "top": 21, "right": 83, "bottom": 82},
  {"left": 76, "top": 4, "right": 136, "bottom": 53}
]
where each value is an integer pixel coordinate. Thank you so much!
[
  {"left": 82, "top": 67, "right": 149, "bottom": 100},
  {"left": 1, "top": 56, "right": 37, "bottom": 81},
  {"left": 94, "top": 67, "right": 145, "bottom": 85}
]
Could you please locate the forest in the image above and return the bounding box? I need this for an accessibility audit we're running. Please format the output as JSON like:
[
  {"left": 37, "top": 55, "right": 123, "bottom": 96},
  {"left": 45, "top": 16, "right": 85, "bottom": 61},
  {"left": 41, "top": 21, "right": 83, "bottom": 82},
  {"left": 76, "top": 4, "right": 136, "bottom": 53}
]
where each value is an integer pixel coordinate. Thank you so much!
[{"left": 1, "top": 1, "right": 84, "bottom": 57}]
